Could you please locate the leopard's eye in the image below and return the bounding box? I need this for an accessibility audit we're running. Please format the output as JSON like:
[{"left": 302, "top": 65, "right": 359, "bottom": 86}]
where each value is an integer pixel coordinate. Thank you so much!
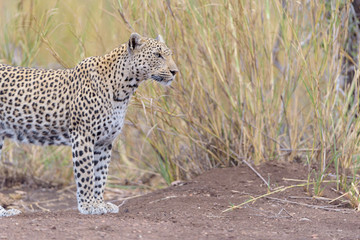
[{"left": 154, "top": 52, "right": 163, "bottom": 59}]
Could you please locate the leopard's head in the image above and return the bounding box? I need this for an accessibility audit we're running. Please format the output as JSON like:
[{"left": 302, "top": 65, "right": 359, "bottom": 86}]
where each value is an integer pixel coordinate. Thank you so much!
[{"left": 127, "top": 33, "right": 178, "bottom": 86}]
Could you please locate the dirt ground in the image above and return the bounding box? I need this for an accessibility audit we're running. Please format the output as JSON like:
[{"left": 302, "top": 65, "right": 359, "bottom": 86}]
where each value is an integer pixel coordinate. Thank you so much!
[{"left": 0, "top": 162, "right": 359, "bottom": 240}]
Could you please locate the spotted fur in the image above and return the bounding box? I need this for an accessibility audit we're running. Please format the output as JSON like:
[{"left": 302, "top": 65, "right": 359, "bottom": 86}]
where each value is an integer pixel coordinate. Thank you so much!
[{"left": 0, "top": 33, "right": 178, "bottom": 216}]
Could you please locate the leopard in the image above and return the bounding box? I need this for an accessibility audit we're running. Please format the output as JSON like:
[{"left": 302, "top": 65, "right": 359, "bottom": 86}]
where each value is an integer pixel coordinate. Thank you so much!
[{"left": 0, "top": 33, "right": 178, "bottom": 216}]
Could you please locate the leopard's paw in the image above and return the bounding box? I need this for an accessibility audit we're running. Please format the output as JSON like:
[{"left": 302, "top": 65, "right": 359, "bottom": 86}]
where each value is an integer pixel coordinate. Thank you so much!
[
  {"left": 0, "top": 206, "right": 21, "bottom": 217},
  {"left": 78, "top": 201, "right": 119, "bottom": 215}
]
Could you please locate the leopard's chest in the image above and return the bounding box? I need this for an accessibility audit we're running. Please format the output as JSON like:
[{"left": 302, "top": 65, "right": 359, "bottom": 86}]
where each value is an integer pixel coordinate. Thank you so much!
[{"left": 94, "top": 103, "right": 128, "bottom": 145}]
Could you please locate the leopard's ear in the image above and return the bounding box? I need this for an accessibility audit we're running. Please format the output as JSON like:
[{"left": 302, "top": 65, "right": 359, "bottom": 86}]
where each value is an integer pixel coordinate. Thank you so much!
[
  {"left": 128, "top": 33, "right": 143, "bottom": 53},
  {"left": 156, "top": 34, "right": 165, "bottom": 43}
]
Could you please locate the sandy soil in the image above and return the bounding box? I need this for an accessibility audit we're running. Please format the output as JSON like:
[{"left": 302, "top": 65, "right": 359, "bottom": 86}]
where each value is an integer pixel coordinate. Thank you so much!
[{"left": 0, "top": 162, "right": 359, "bottom": 240}]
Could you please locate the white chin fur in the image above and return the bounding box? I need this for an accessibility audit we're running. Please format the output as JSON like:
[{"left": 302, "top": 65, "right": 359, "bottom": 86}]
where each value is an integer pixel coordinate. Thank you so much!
[{"left": 160, "top": 80, "right": 173, "bottom": 86}]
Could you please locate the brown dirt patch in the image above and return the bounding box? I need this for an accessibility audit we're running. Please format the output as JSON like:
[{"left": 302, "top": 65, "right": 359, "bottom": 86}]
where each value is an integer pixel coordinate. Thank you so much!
[{"left": 0, "top": 162, "right": 359, "bottom": 240}]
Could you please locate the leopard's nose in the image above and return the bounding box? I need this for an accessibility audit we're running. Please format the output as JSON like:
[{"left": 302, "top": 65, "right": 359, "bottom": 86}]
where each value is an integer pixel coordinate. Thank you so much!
[{"left": 170, "top": 69, "right": 178, "bottom": 76}]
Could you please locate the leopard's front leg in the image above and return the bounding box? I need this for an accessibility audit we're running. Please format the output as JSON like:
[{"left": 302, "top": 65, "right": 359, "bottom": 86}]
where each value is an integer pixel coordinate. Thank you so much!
[
  {"left": 93, "top": 143, "right": 118, "bottom": 212},
  {"left": 71, "top": 131, "right": 118, "bottom": 215},
  {"left": 93, "top": 143, "right": 112, "bottom": 202}
]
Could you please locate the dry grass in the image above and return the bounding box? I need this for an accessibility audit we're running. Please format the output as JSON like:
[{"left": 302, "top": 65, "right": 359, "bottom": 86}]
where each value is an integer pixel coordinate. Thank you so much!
[{"left": 0, "top": 0, "right": 359, "bottom": 204}]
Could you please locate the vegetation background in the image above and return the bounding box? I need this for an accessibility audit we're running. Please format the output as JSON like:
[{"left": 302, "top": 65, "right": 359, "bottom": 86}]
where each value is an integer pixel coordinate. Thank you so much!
[{"left": 0, "top": 0, "right": 359, "bottom": 203}]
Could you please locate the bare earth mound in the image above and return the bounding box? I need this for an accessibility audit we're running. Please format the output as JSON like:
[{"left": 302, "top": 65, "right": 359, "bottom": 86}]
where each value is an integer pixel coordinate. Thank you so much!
[{"left": 0, "top": 162, "right": 359, "bottom": 240}]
